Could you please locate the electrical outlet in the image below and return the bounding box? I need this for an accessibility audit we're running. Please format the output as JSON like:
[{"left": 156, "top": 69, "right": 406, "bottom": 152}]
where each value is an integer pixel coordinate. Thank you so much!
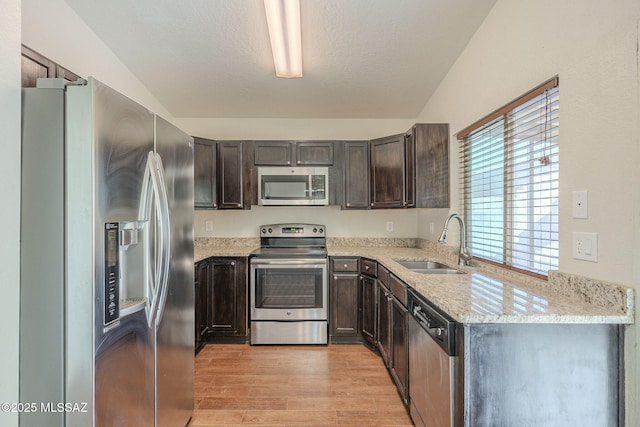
[
  {"left": 572, "top": 232, "right": 597, "bottom": 262},
  {"left": 205, "top": 221, "right": 214, "bottom": 232},
  {"left": 386, "top": 221, "right": 394, "bottom": 232}
]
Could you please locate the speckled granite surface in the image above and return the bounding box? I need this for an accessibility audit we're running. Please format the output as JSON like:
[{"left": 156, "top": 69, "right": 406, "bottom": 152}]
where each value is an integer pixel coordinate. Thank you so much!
[
  {"left": 195, "top": 237, "right": 634, "bottom": 324},
  {"left": 194, "top": 238, "right": 258, "bottom": 261}
]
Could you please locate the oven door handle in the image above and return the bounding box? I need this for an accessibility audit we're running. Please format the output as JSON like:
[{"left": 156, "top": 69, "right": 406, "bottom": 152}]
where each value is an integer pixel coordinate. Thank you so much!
[{"left": 250, "top": 258, "right": 327, "bottom": 266}]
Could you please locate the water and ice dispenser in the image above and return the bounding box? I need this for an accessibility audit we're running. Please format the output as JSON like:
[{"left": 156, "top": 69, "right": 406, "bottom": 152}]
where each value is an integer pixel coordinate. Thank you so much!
[{"left": 103, "top": 220, "right": 149, "bottom": 329}]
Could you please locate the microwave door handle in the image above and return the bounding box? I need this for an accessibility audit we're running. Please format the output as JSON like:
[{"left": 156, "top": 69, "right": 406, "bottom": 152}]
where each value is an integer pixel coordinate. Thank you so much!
[{"left": 308, "top": 174, "right": 313, "bottom": 200}]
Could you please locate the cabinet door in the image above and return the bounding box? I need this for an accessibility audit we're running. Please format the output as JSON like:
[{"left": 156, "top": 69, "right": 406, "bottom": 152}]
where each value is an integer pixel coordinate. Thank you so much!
[
  {"left": 404, "top": 132, "right": 415, "bottom": 207},
  {"left": 360, "top": 275, "right": 377, "bottom": 346},
  {"left": 343, "top": 141, "right": 370, "bottom": 209},
  {"left": 330, "top": 273, "right": 360, "bottom": 339},
  {"left": 370, "top": 134, "right": 406, "bottom": 208},
  {"left": 21, "top": 46, "right": 56, "bottom": 88},
  {"left": 218, "top": 141, "right": 244, "bottom": 209},
  {"left": 377, "top": 282, "right": 392, "bottom": 367},
  {"left": 195, "top": 260, "right": 211, "bottom": 353},
  {"left": 295, "top": 142, "right": 334, "bottom": 165},
  {"left": 56, "top": 65, "right": 81, "bottom": 83},
  {"left": 194, "top": 138, "right": 217, "bottom": 209},
  {"left": 414, "top": 123, "right": 450, "bottom": 208},
  {"left": 254, "top": 141, "right": 293, "bottom": 166},
  {"left": 22, "top": 45, "right": 81, "bottom": 88},
  {"left": 391, "top": 297, "right": 409, "bottom": 403},
  {"left": 208, "top": 258, "right": 247, "bottom": 337}
]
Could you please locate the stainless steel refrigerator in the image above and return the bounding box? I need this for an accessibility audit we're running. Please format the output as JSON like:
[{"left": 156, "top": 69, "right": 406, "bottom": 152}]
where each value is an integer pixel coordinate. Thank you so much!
[{"left": 20, "top": 77, "right": 194, "bottom": 426}]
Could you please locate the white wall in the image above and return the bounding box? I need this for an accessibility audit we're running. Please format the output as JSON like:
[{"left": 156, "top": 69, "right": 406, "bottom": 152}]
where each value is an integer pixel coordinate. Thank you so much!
[
  {"left": 415, "top": 1, "right": 640, "bottom": 424},
  {"left": 21, "top": 0, "right": 176, "bottom": 122},
  {"left": 0, "top": 0, "right": 21, "bottom": 426}
]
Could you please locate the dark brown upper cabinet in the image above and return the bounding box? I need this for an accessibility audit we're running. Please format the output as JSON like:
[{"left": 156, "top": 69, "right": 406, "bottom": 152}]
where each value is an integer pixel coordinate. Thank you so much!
[
  {"left": 370, "top": 133, "right": 414, "bottom": 208},
  {"left": 413, "top": 123, "right": 450, "bottom": 208},
  {"left": 194, "top": 138, "right": 217, "bottom": 209},
  {"left": 194, "top": 138, "right": 247, "bottom": 210},
  {"left": 369, "top": 123, "right": 449, "bottom": 209},
  {"left": 342, "top": 141, "right": 370, "bottom": 209},
  {"left": 22, "top": 45, "right": 80, "bottom": 88},
  {"left": 218, "top": 141, "right": 244, "bottom": 209},
  {"left": 295, "top": 142, "right": 334, "bottom": 165},
  {"left": 254, "top": 141, "right": 334, "bottom": 166},
  {"left": 253, "top": 141, "right": 292, "bottom": 166}
]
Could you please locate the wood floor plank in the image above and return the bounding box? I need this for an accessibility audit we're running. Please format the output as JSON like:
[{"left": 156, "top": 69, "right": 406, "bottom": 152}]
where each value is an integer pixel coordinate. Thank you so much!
[{"left": 193, "top": 343, "right": 414, "bottom": 426}]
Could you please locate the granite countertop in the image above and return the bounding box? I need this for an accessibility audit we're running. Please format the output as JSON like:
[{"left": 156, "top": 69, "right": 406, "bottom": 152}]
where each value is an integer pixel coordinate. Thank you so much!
[
  {"left": 194, "top": 238, "right": 634, "bottom": 325},
  {"left": 329, "top": 246, "right": 633, "bottom": 324}
]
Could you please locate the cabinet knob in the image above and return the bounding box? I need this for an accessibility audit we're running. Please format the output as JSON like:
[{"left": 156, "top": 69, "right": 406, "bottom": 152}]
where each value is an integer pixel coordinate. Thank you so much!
[
  {"left": 343, "top": 264, "right": 348, "bottom": 268},
  {"left": 333, "top": 276, "right": 337, "bottom": 280},
  {"left": 297, "top": 160, "right": 301, "bottom": 164},
  {"left": 346, "top": 203, "right": 350, "bottom": 207},
  {"left": 213, "top": 203, "right": 217, "bottom": 208},
  {"left": 231, "top": 261, "right": 235, "bottom": 266},
  {"left": 237, "top": 203, "right": 242, "bottom": 207},
  {"left": 365, "top": 265, "right": 369, "bottom": 270},
  {"left": 287, "top": 161, "right": 291, "bottom": 165},
  {"left": 370, "top": 203, "right": 374, "bottom": 207}
]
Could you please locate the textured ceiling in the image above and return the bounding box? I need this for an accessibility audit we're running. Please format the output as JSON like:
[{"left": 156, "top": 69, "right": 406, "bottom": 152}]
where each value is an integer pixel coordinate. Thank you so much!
[{"left": 63, "top": 0, "right": 496, "bottom": 119}]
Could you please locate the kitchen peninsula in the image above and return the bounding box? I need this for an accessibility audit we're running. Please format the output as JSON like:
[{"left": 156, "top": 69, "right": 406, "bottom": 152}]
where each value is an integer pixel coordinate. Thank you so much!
[{"left": 195, "top": 236, "right": 632, "bottom": 426}]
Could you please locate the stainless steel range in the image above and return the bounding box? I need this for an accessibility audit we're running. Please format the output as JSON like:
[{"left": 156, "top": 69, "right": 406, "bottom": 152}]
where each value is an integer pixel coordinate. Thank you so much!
[{"left": 250, "top": 223, "right": 328, "bottom": 345}]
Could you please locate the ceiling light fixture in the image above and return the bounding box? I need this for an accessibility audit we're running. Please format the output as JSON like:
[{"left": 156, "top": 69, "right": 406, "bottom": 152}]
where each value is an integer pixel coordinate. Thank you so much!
[{"left": 264, "top": 0, "right": 303, "bottom": 78}]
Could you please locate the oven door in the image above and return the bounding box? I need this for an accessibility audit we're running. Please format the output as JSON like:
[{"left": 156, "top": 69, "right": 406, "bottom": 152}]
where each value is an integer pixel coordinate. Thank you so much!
[{"left": 250, "top": 258, "right": 328, "bottom": 321}]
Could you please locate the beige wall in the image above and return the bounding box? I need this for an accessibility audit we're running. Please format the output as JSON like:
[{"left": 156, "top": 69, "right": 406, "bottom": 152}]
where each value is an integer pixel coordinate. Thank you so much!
[
  {"left": 176, "top": 117, "right": 414, "bottom": 141},
  {"left": 415, "top": 1, "right": 640, "bottom": 424},
  {"left": 196, "top": 206, "right": 418, "bottom": 238},
  {"left": 1, "top": 1, "right": 21, "bottom": 426}
]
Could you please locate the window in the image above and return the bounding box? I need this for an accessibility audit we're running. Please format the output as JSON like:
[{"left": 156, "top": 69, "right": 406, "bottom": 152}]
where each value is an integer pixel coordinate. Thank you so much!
[{"left": 457, "top": 77, "right": 559, "bottom": 277}]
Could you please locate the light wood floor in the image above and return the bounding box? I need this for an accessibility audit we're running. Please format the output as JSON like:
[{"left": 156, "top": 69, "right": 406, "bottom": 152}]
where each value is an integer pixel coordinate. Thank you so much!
[{"left": 192, "top": 343, "right": 414, "bottom": 426}]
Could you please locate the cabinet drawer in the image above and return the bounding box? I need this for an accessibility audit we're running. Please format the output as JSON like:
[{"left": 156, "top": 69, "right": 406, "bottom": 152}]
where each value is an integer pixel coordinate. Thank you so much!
[
  {"left": 360, "top": 258, "right": 377, "bottom": 277},
  {"left": 389, "top": 274, "right": 407, "bottom": 307},
  {"left": 332, "top": 258, "right": 359, "bottom": 273}
]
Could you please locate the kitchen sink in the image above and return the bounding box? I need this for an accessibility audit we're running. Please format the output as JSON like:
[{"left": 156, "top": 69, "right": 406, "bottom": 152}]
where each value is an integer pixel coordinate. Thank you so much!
[{"left": 394, "top": 260, "right": 464, "bottom": 274}]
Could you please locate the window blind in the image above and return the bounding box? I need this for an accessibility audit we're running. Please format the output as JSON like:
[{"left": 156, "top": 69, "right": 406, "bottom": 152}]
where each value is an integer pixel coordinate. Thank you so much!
[{"left": 458, "top": 78, "right": 559, "bottom": 277}]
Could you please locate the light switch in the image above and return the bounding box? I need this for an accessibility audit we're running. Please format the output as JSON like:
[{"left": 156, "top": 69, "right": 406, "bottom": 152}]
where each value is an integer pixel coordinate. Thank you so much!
[
  {"left": 573, "top": 232, "right": 597, "bottom": 262},
  {"left": 572, "top": 191, "right": 588, "bottom": 219}
]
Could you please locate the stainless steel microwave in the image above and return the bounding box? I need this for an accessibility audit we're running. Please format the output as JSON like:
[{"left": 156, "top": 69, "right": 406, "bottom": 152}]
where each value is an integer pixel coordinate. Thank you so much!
[{"left": 258, "top": 166, "right": 329, "bottom": 206}]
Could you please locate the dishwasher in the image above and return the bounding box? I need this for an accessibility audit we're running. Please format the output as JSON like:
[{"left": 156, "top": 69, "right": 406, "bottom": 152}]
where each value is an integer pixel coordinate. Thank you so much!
[{"left": 408, "top": 288, "right": 459, "bottom": 427}]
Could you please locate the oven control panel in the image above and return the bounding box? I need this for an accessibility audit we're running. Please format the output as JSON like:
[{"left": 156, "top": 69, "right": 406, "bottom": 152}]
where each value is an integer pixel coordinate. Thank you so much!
[{"left": 259, "top": 223, "right": 325, "bottom": 237}]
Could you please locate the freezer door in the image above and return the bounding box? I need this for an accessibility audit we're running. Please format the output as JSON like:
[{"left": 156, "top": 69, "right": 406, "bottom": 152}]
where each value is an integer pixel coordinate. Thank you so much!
[
  {"left": 154, "top": 115, "right": 195, "bottom": 426},
  {"left": 65, "top": 78, "right": 156, "bottom": 426}
]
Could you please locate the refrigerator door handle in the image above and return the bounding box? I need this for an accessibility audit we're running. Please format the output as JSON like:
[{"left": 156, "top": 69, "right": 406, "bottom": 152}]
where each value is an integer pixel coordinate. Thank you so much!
[
  {"left": 153, "top": 153, "right": 171, "bottom": 326},
  {"left": 139, "top": 151, "right": 171, "bottom": 328}
]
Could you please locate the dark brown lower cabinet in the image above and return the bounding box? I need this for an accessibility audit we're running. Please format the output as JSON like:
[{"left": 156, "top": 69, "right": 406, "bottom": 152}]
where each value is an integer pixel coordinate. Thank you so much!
[
  {"left": 207, "top": 257, "right": 247, "bottom": 340},
  {"left": 377, "top": 281, "right": 392, "bottom": 367},
  {"left": 360, "top": 275, "right": 377, "bottom": 347},
  {"left": 390, "top": 296, "right": 409, "bottom": 404},
  {"left": 195, "top": 257, "right": 248, "bottom": 346},
  {"left": 330, "top": 273, "right": 361, "bottom": 342},
  {"left": 194, "top": 260, "right": 210, "bottom": 354}
]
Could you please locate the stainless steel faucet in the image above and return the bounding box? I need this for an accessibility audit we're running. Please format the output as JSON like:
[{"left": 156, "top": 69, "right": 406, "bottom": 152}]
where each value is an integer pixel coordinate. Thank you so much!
[{"left": 438, "top": 213, "right": 472, "bottom": 266}]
